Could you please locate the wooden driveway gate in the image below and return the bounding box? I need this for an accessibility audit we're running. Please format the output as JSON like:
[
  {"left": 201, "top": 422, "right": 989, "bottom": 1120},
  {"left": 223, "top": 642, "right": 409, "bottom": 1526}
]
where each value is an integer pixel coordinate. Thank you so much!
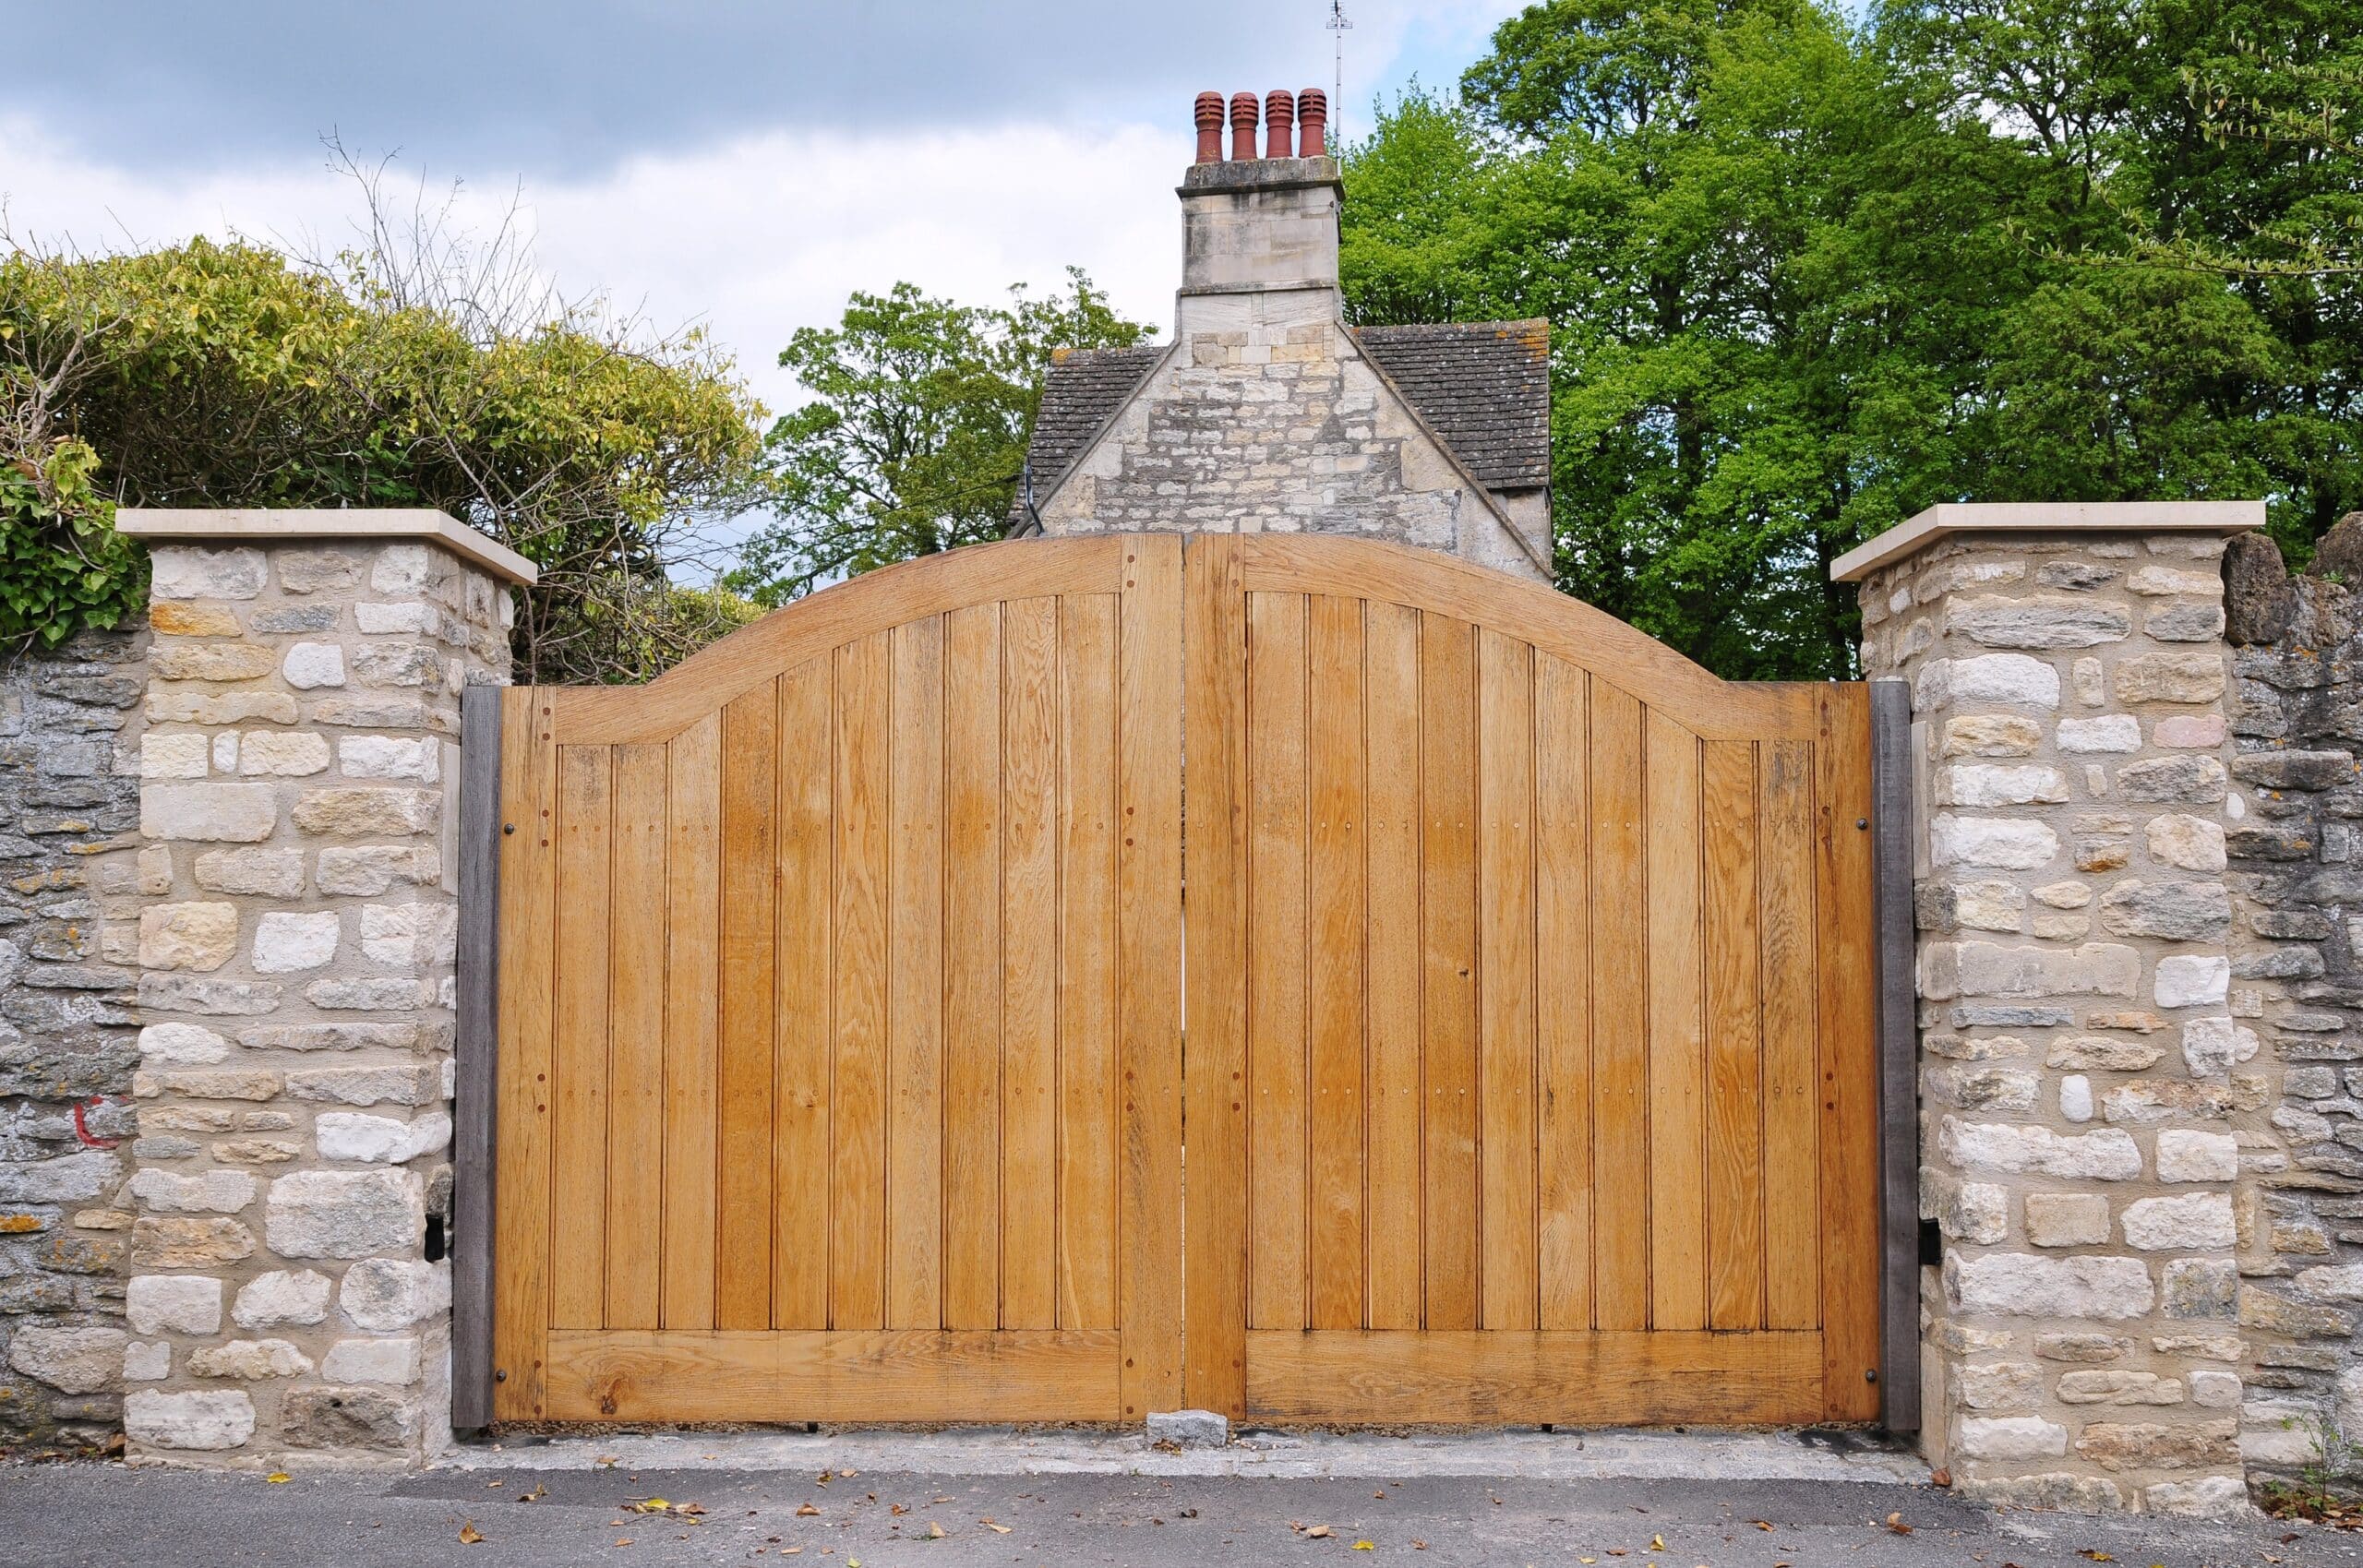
[{"left": 471, "top": 533, "right": 1883, "bottom": 1430}]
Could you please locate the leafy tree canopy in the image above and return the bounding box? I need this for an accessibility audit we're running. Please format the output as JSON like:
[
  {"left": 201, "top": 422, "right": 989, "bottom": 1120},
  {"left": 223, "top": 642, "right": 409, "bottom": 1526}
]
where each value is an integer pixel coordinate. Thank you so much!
[
  {"left": 731, "top": 269, "right": 1152, "bottom": 605},
  {"left": 1342, "top": 0, "right": 2362, "bottom": 677}
]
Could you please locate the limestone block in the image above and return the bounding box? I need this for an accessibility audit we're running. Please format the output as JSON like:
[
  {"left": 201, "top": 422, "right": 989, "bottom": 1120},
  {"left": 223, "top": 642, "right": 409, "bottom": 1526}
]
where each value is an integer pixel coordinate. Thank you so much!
[
  {"left": 2115, "top": 653, "right": 2227, "bottom": 704},
  {"left": 282, "top": 643, "right": 347, "bottom": 689},
  {"left": 1931, "top": 814, "right": 2059, "bottom": 870},
  {"left": 1955, "top": 1415, "right": 2069, "bottom": 1459},
  {"left": 2035, "top": 1334, "right": 2130, "bottom": 1362},
  {"left": 316, "top": 1110, "right": 452, "bottom": 1164},
  {"left": 1928, "top": 942, "right": 2140, "bottom": 1001},
  {"left": 322, "top": 1336, "right": 423, "bottom": 1384},
  {"left": 192, "top": 845, "right": 306, "bottom": 897},
  {"left": 139, "top": 1023, "right": 231, "bottom": 1065},
  {"left": 2116, "top": 756, "right": 2228, "bottom": 803},
  {"left": 361, "top": 902, "right": 457, "bottom": 966},
  {"left": 187, "top": 1339, "right": 314, "bottom": 1380},
  {"left": 238, "top": 1021, "right": 422, "bottom": 1052},
  {"left": 250, "top": 604, "right": 340, "bottom": 633},
  {"left": 2146, "top": 815, "right": 2226, "bottom": 872},
  {"left": 281, "top": 1383, "right": 419, "bottom": 1449},
  {"left": 123, "top": 1342, "right": 170, "bottom": 1382},
  {"left": 2154, "top": 713, "right": 2225, "bottom": 748},
  {"left": 305, "top": 977, "right": 431, "bottom": 1010},
  {"left": 2178, "top": 1016, "right": 2257, "bottom": 1076},
  {"left": 2025, "top": 1192, "right": 2109, "bottom": 1247},
  {"left": 2059, "top": 1075, "right": 2093, "bottom": 1121},
  {"left": 1942, "top": 714, "right": 2041, "bottom": 757},
  {"left": 339, "top": 1257, "right": 450, "bottom": 1331},
  {"left": 2155, "top": 956, "right": 2230, "bottom": 1010},
  {"left": 2164, "top": 1260, "right": 2239, "bottom": 1320},
  {"left": 286, "top": 1064, "right": 440, "bottom": 1107},
  {"left": 252, "top": 910, "right": 341, "bottom": 973},
  {"left": 143, "top": 783, "right": 278, "bottom": 842},
  {"left": 264, "top": 1168, "right": 424, "bottom": 1259},
  {"left": 2296, "top": 1263, "right": 2363, "bottom": 1302},
  {"left": 1948, "top": 880, "right": 2026, "bottom": 932},
  {"left": 2146, "top": 601, "right": 2225, "bottom": 641},
  {"left": 2075, "top": 1418, "right": 2237, "bottom": 1473},
  {"left": 337, "top": 735, "right": 439, "bottom": 781},
  {"left": 2128, "top": 565, "right": 2222, "bottom": 596},
  {"left": 1950, "top": 595, "right": 2129, "bottom": 649},
  {"left": 129, "top": 1216, "right": 256, "bottom": 1268},
  {"left": 2155, "top": 1129, "right": 2238, "bottom": 1183},
  {"left": 1938, "top": 765, "right": 2069, "bottom": 807},
  {"left": 1927, "top": 1065, "right": 2039, "bottom": 1111},
  {"left": 2045, "top": 1035, "right": 2161, "bottom": 1071},
  {"left": 138, "top": 902, "right": 239, "bottom": 971},
  {"left": 2189, "top": 1370, "right": 2242, "bottom": 1408},
  {"left": 150, "top": 547, "right": 266, "bottom": 601},
  {"left": 1931, "top": 653, "right": 2062, "bottom": 710},
  {"left": 237, "top": 731, "right": 331, "bottom": 776},
  {"left": 1936, "top": 1178, "right": 2009, "bottom": 1243},
  {"left": 2057, "top": 1371, "right": 2183, "bottom": 1405},
  {"left": 151, "top": 642, "right": 277, "bottom": 682},
  {"left": 2140, "top": 1476, "right": 2249, "bottom": 1519},
  {"left": 292, "top": 787, "right": 438, "bottom": 836},
  {"left": 139, "top": 733, "right": 210, "bottom": 779},
  {"left": 232, "top": 1268, "right": 332, "bottom": 1329},
  {"left": 315, "top": 844, "right": 439, "bottom": 896},
  {"left": 351, "top": 642, "right": 441, "bottom": 688},
  {"left": 1955, "top": 1360, "right": 2042, "bottom": 1410},
  {"left": 279, "top": 549, "right": 363, "bottom": 593},
  {"left": 370, "top": 545, "right": 435, "bottom": 595},
  {"left": 126, "top": 1167, "right": 256, "bottom": 1214},
  {"left": 150, "top": 602, "right": 242, "bottom": 635},
  {"left": 2100, "top": 1080, "right": 2238, "bottom": 1124},
  {"left": 2097, "top": 880, "right": 2231, "bottom": 941},
  {"left": 147, "top": 689, "right": 300, "bottom": 726},
  {"left": 1948, "top": 1252, "right": 2154, "bottom": 1319},
  {"left": 2057, "top": 715, "right": 2141, "bottom": 753},
  {"left": 2073, "top": 657, "right": 2105, "bottom": 705},
  {"left": 125, "top": 1389, "right": 256, "bottom": 1451},
  {"left": 6, "top": 1325, "right": 126, "bottom": 1394},
  {"left": 126, "top": 1274, "right": 222, "bottom": 1335}
]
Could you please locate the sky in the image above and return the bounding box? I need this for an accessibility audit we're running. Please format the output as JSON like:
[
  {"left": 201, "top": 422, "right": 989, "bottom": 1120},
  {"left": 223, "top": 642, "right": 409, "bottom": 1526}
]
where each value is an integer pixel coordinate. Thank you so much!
[{"left": 0, "top": 1, "right": 1526, "bottom": 424}]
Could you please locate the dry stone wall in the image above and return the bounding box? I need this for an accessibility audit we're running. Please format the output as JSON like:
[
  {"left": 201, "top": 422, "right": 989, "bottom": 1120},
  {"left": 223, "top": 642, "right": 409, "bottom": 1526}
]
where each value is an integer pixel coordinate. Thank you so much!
[
  {"left": 0, "top": 624, "right": 147, "bottom": 1450},
  {"left": 114, "top": 531, "right": 509, "bottom": 1467},
  {"left": 1857, "top": 528, "right": 2250, "bottom": 1516}
]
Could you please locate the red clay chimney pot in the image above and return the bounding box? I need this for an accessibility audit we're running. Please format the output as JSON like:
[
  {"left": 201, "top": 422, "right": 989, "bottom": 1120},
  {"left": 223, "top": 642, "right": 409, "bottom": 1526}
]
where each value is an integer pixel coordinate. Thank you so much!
[
  {"left": 1193, "top": 92, "right": 1225, "bottom": 162},
  {"left": 1298, "top": 88, "right": 1328, "bottom": 158},
  {"left": 1265, "top": 90, "right": 1296, "bottom": 159},
  {"left": 1229, "top": 91, "right": 1260, "bottom": 161}
]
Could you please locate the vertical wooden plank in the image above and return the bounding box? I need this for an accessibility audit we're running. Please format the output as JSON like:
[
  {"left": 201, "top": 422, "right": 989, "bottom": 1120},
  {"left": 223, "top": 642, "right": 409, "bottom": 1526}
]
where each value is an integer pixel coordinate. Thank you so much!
[
  {"left": 1645, "top": 709, "right": 1706, "bottom": 1332},
  {"left": 1477, "top": 629, "right": 1537, "bottom": 1332},
  {"left": 1306, "top": 594, "right": 1367, "bottom": 1332},
  {"left": 493, "top": 688, "right": 555, "bottom": 1417},
  {"left": 1589, "top": 683, "right": 1649, "bottom": 1333},
  {"left": 1533, "top": 657, "right": 1592, "bottom": 1331},
  {"left": 717, "top": 688, "right": 778, "bottom": 1330},
  {"left": 1703, "top": 739, "right": 1764, "bottom": 1332},
  {"left": 1872, "top": 679, "right": 1922, "bottom": 1432},
  {"left": 942, "top": 605, "right": 1002, "bottom": 1333},
  {"left": 1362, "top": 600, "right": 1422, "bottom": 1333},
  {"left": 1817, "top": 684, "right": 1881, "bottom": 1420},
  {"left": 663, "top": 714, "right": 720, "bottom": 1332},
  {"left": 453, "top": 687, "right": 501, "bottom": 1428},
  {"left": 774, "top": 661, "right": 834, "bottom": 1330},
  {"left": 831, "top": 632, "right": 892, "bottom": 1330},
  {"left": 1059, "top": 593, "right": 1120, "bottom": 1330},
  {"left": 1182, "top": 537, "right": 1248, "bottom": 1415},
  {"left": 1117, "top": 535, "right": 1185, "bottom": 1418},
  {"left": 604, "top": 744, "right": 669, "bottom": 1330},
  {"left": 1246, "top": 591, "right": 1309, "bottom": 1333},
  {"left": 1420, "top": 612, "right": 1479, "bottom": 1334},
  {"left": 888, "top": 617, "right": 946, "bottom": 1329},
  {"left": 1001, "top": 596, "right": 1061, "bottom": 1331},
  {"left": 1760, "top": 737, "right": 1821, "bottom": 1332},
  {"left": 549, "top": 745, "right": 612, "bottom": 1329}
]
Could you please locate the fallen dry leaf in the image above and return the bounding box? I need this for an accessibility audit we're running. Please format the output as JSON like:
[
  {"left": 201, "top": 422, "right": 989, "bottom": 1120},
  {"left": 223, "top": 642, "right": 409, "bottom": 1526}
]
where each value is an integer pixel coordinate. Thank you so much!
[
  {"left": 1650, "top": 1536, "right": 1666, "bottom": 1551},
  {"left": 1931, "top": 1467, "right": 1952, "bottom": 1488},
  {"left": 1354, "top": 1542, "right": 1375, "bottom": 1551},
  {"left": 1751, "top": 1521, "right": 1773, "bottom": 1532},
  {"left": 614, "top": 1538, "right": 633, "bottom": 1548},
  {"left": 459, "top": 1522, "right": 485, "bottom": 1545},
  {"left": 596, "top": 1455, "right": 619, "bottom": 1467},
  {"left": 797, "top": 1504, "right": 822, "bottom": 1517},
  {"left": 1308, "top": 1525, "right": 1334, "bottom": 1538},
  {"left": 1886, "top": 1513, "right": 1914, "bottom": 1536},
  {"left": 923, "top": 1522, "right": 945, "bottom": 1539},
  {"left": 1411, "top": 1541, "right": 1428, "bottom": 1551},
  {"left": 2080, "top": 1554, "right": 2114, "bottom": 1563},
  {"left": 267, "top": 1473, "right": 291, "bottom": 1484},
  {"left": 985, "top": 1521, "right": 1013, "bottom": 1534}
]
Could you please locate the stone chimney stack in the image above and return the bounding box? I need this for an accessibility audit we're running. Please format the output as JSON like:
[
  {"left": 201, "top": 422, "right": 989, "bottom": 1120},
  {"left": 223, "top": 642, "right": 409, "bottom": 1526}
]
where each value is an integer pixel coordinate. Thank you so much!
[{"left": 1176, "top": 87, "right": 1343, "bottom": 335}]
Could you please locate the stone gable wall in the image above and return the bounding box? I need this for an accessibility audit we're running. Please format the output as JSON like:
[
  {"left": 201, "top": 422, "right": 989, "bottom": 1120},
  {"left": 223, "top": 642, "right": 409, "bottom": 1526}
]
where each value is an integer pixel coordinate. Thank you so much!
[
  {"left": 1857, "top": 530, "right": 2250, "bottom": 1516},
  {"left": 0, "top": 624, "right": 147, "bottom": 1450},
  {"left": 1032, "top": 315, "right": 1551, "bottom": 581}
]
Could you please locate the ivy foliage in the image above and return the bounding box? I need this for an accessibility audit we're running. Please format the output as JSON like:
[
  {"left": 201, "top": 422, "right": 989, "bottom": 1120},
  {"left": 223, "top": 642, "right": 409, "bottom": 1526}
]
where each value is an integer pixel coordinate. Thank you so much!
[{"left": 1, "top": 233, "right": 766, "bottom": 681}]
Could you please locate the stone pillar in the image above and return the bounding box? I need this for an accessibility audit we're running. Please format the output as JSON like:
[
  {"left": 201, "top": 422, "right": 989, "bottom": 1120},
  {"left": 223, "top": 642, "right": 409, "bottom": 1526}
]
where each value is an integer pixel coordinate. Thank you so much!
[
  {"left": 107, "top": 509, "right": 530, "bottom": 1467},
  {"left": 1841, "top": 501, "right": 2262, "bottom": 1517}
]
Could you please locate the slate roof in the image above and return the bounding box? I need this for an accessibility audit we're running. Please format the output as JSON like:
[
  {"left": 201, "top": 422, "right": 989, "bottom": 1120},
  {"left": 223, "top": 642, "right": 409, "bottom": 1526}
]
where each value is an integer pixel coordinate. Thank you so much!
[
  {"left": 1351, "top": 319, "right": 1552, "bottom": 491},
  {"left": 1009, "top": 319, "right": 1552, "bottom": 530}
]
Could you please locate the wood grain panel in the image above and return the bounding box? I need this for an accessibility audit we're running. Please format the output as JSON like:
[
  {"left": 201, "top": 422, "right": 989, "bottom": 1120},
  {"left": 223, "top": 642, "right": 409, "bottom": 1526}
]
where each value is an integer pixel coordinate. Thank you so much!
[
  {"left": 1703, "top": 740, "right": 1764, "bottom": 1331},
  {"left": 1645, "top": 711, "right": 1706, "bottom": 1332},
  {"left": 830, "top": 632, "right": 891, "bottom": 1330},
  {"left": 1477, "top": 629, "right": 1537, "bottom": 1333},
  {"left": 774, "top": 663, "right": 834, "bottom": 1331},
  {"left": 493, "top": 688, "right": 556, "bottom": 1416},
  {"left": 1361, "top": 601, "right": 1422, "bottom": 1333},
  {"left": 662, "top": 716, "right": 719, "bottom": 1332},
  {"left": 889, "top": 617, "right": 945, "bottom": 1330},
  {"left": 1420, "top": 613, "right": 1479, "bottom": 1333},
  {"left": 1246, "top": 591, "right": 1308, "bottom": 1332},
  {"left": 1587, "top": 685, "right": 1648, "bottom": 1332},
  {"left": 716, "top": 687, "right": 777, "bottom": 1330},
  {"left": 550, "top": 745, "right": 612, "bottom": 1329},
  {"left": 605, "top": 744, "right": 668, "bottom": 1330},
  {"left": 1306, "top": 594, "right": 1367, "bottom": 1332},
  {"left": 1759, "top": 739, "right": 1821, "bottom": 1332},
  {"left": 1059, "top": 594, "right": 1120, "bottom": 1331},
  {"left": 942, "top": 605, "right": 1002, "bottom": 1333},
  {"left": 1817, "top": 686, "right": 1880, "bottom": 1419},
  {"left": 1000, "top": 596, "right": 1061, "bottom": 1332},
  {"left": 1533, "top": 660, "right": 1591, "bottom": 1331}
]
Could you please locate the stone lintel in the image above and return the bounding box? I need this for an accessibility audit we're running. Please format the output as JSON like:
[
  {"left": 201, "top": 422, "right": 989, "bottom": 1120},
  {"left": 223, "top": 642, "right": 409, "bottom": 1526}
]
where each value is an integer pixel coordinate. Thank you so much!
[
  {"left": 117, "top": 509, "right": 538, "bottom": 588},
  {"left": 1831, "top": 502, "right": 2265, "bottom": 583}
]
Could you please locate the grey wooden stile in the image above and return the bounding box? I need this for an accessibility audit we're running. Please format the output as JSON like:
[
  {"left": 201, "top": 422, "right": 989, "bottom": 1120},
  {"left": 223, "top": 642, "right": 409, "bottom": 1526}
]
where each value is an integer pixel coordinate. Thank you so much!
[
  {"left": 1869, "top": 677, "right": 1920, "bottom": 1432},
  {"left": 451, "top": 684, "right": 502, "bottom": 1430}
]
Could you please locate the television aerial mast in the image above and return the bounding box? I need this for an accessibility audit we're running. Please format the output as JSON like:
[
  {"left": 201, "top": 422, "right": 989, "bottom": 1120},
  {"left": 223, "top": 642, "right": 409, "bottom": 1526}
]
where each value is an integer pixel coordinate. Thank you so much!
[{"left": 1328, "top": 1, "right": 1351, "bottom": 148}]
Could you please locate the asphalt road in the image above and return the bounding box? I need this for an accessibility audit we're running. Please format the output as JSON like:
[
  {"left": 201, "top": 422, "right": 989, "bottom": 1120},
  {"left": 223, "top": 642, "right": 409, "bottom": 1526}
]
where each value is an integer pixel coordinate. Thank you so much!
[{"left": 3, "top": 1463, "right": 2355, "bottom": 1568}]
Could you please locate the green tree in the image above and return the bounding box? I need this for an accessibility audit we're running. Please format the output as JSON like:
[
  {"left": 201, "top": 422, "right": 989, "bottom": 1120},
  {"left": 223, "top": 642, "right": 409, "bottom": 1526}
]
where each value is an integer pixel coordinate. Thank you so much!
[{"left": 733, "top": 269, "right": 1152, "bottom": 604}]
